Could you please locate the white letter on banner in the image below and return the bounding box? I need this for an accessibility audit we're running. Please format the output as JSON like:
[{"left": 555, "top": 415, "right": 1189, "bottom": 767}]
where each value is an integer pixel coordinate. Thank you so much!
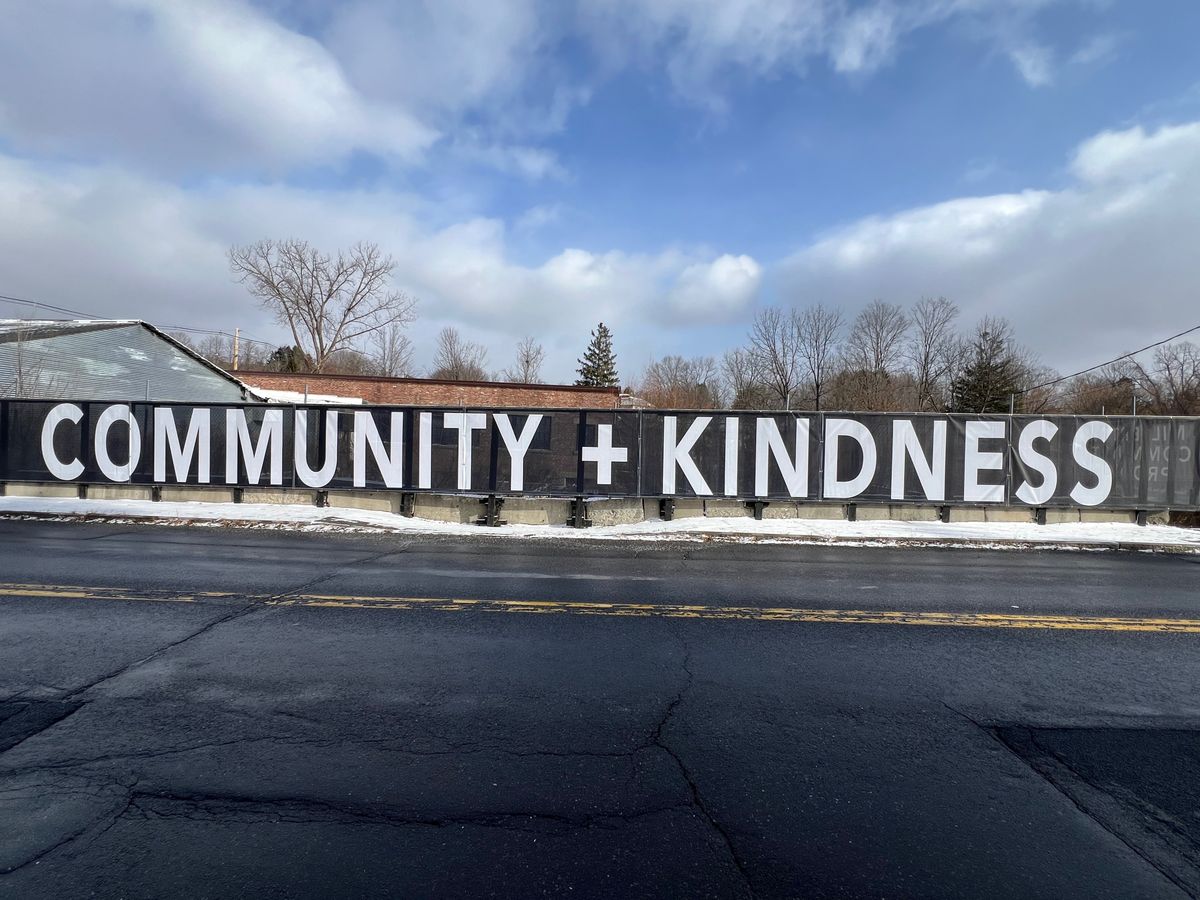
[
  {"left": 581, "top": 424, "right": 627, "bottom": 485},
  {"left": 754, "top": 418, "right": 809, "bottom": 498},
  {"left": 494, "top": 413, "right": 543, "bottom": 493},
  {"left": 41, "top": 403, "right": 84, "bottom": 480},
  {"left": 963, "top": 420, "right": 1005, "bottom": 502},
  {"left": 724, "top": 417, "right": 739, "bottom": 496},
  {"left": 1070, "top": 420, "right": 1114, "bottom": 507},
  {"left": 1015, "top": 420, "right": 1058, "bottom": 505},
  {"left": 891, "top": 420, "right": 946, "bottom": 502},
  {"left": 95, "top": 404, "right": 141, "bottom": 482},
  {"left": 443, "top": 412, "right": 487, "bottom": 490},
  {"left": 226, "top": 408, "right": 283, "bottom": 485},
  {"left": 417, "top": 412, "right": 432, "bottom": 489},
  {"left": 154, "top": 408, "right": 210, "bottom": 483},
  {"left": 353, "top": 411, "right": 404, "bottom": 488},
  {"left": 823, "top": 418, "right": 877, "bottom": 500},
  {"left": 294, "top": 410, "right": 339, "bottom": 488},
  {"left": 662, "top": 416, "right": 712, "bottom": 495}
]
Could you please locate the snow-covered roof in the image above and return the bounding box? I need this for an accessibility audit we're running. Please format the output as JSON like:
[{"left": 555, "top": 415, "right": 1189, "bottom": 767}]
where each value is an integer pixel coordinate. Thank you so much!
[{"left": 255, "top": 388, "right": 363, "bottom": 405}]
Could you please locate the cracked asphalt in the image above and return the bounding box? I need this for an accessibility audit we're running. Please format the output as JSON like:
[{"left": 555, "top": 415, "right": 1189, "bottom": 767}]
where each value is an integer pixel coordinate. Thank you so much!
[{"left": 0, "top": 520, "right": 1198, "bottom": 898}]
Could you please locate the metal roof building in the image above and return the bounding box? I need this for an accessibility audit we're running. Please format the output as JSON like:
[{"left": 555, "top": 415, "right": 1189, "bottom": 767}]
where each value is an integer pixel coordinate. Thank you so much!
[{"left": 0, "top": 320, "right": 260, "bottom": 403}]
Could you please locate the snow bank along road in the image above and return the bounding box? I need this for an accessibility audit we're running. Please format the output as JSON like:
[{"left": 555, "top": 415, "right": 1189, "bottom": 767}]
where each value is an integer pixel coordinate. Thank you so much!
[
  {"left": 3, "top": 494, "right": 1200, "bottom": 552},
  {"left": 1, "top": 520, "right": 1199, "bottom": 898}
]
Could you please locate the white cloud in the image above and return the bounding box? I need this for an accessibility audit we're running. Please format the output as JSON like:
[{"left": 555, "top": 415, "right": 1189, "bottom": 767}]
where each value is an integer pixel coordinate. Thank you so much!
[
  {"left": 0, "top": 0, "right": 1089, "bottom": 179},
  {"left": 449, "top": 140, "right": 568, "bottom": 182},
  {"left": 514, "top": 204, "right": 563, "bottom": 232},
  {"left": 0, "top": 0, "right": 436, "bottom": 173},
  {"left": 584, "top": 0, "right": 1082, "bottom": 104},
  {"left": 1007, "top": 42, "right": 1054, "bottom": 86},
  {"left": 1070, "top": 122, "right": 1200, "bottom": 184},
  {"left": 668, "top": 255, "right": 763, "bottom": 319},
  {"left": 778, "top": 120, "right": 1200, "bottom": 370},
  {"left": 323, "top": 0, "right": 546, "bottom": 119},
  {"left": 0, "top": 153, "right": 762, "bottom": 380},
  {"left": 830, "top": 4, "right": 900, "bottom": 74},
  {"left": 1069, "top": 33, "right": 1119, "bottom": 67}
]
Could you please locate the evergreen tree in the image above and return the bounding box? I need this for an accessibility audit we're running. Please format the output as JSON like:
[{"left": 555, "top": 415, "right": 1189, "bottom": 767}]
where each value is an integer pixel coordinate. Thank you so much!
[
  {"left": 950, "top": 323, "right": 1022, "bottom": 413},
  {"left": 268, "top": 345, "right": 310, "bottom": 373},
  {"left": 576, "top": 323, "right": 620, "bottom": 387}
]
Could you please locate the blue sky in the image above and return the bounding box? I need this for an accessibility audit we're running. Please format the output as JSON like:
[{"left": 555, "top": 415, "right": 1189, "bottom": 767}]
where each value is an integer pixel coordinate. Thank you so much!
[{"left": 0, "top": 0, "right": 1198, "bottom": 382}]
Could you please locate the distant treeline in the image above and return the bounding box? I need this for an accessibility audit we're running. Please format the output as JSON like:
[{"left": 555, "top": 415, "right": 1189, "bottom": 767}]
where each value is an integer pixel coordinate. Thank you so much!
[{"left": 630, "top": 299, "right": 1199, "bottom": 416}]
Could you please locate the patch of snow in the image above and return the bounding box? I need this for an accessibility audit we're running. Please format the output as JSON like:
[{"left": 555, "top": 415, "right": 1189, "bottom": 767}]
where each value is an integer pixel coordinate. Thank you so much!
[
  {"left": 0, "top": 496, "right": 1196, "bottom": 552},
  {"left": 256, "top": 389, "right": 363, "bottom": 405}
]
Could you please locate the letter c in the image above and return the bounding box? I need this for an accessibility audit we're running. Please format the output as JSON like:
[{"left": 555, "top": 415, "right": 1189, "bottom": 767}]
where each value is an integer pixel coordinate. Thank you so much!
[{"left": 41, "top": 403, "right": 85, "bottom": 480}]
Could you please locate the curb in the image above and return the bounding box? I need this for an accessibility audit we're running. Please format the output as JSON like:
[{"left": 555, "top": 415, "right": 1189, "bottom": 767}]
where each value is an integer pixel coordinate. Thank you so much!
[
  {"left": 684, "top": 530, "right": 1200, "bottom": 554},
  {"left": 1, "top": 509, "right": 1197, "bottom": 555}
]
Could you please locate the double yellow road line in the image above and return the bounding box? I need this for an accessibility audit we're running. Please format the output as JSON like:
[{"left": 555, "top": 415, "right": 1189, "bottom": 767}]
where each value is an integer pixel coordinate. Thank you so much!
[{"left": 1, "top": 583, "right": 1198, "bottom": 633}]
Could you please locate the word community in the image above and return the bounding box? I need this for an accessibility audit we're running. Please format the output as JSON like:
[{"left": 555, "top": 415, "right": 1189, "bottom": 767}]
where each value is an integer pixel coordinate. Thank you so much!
[{"left": 18, "top": 400, "right": 1193, "bottom": 511}]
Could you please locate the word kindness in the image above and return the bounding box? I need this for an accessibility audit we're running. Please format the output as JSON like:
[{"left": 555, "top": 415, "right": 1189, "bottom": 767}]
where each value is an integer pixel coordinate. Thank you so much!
[{"left": 21, "top": 401, "right": 1152, "bottom": 509}]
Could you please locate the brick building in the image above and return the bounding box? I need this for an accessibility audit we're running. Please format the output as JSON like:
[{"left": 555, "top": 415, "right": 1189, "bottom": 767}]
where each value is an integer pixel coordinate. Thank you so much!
[{"left": 237, "top": 370, "right": 619, "bottom": 409}]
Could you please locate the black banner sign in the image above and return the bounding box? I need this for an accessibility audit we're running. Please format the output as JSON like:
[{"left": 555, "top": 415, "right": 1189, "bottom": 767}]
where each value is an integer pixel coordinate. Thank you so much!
[{"left": 5, "top": 400, "right": 1199, "bottom": 509}]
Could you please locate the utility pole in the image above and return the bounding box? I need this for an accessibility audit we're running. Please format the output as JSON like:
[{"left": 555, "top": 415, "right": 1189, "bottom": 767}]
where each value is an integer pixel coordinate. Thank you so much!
[{"left": 233, "top": 327, "right": 240, "bottom": 371}]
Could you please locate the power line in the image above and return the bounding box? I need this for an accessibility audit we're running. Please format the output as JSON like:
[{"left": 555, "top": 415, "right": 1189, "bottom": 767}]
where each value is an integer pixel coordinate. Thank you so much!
[
  {"left": 157, "top": 323, "right": 276, "bottom": 348},
  {"left": 1017, "top": 322, "right": 1200, "bottom": 395},
  {"left": 0, "top": 292, "right": 104, "bottom": 319}
]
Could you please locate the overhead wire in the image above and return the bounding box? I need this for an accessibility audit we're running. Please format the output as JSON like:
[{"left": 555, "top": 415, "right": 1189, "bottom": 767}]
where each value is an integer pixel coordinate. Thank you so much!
[{"left": 1017, "top": 322, "right": 1200, "bottom": 394}]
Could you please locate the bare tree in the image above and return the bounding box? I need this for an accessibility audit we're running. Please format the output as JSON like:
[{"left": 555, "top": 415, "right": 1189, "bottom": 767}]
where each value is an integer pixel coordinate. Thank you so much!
[
  {"left": 1118, "top": 342, "right": 1200, "bottom": 415},
  {"left": 636, "top": 355, "right": 724, "bottom": 408},
  {"left": 721, "top": 347, "right": 772, "bottom": 409},
  {"left": 430, "top": 327, "right": 489, "bottom": 381},
  {"left": 906, "top": 297, "right": 963, "bottom": 410},
  {"left": 372, "top": 323, "right": 415, "bottom": 378},
  {"left": 228, "top": 239, "right": 417, "bottom": 374},
  {"left": 323, "top": 348, "right": 376, "bottom": 375},
  {"left": 746, "top": 307, "right": 802, "bottom": 408},
  {"left": 796, "top": 304, "right": 844, "bottom": 411},
  {"left": 844, "top": 300, "right": 909, "bottom": 374},
  {"left": 502, "top": 336, "right": 545, "bottom": 383},
  {"left": 197, "top": 334, "right": 235, "bottom": 368}
]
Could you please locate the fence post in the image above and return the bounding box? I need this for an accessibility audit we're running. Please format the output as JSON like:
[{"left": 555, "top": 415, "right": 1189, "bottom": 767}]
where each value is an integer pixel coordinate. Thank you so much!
[{"left": 815, "top": 411, "right": 826, "bottom": 503}]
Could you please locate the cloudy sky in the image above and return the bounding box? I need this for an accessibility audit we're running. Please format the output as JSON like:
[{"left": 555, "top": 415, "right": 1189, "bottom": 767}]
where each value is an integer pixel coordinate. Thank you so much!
[{"left": 1, "top": 0, "right": 1198, "bottom": 382}]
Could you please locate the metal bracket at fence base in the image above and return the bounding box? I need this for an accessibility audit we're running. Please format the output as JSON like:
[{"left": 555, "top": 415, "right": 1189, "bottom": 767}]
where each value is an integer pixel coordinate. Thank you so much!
[
  {"left": 477, "top": 494, "right": 505, "bottom": 527},
  {"left": 659, "top": 498, "right": 675, "bottom": 522},
  {"left": 568, "top": 496, "right": 592, "bottom": 528},
  {"left": 151, "top": 485, "right": 162, "bottom": 503},
  {"left": 232, "top": 487, "right": 244, "bottom": 504},
  {"left": 314, "top": 490, "right": 329, "bottom": 508},
  {"left": 1135, "top": 509, "right": 1148, "bottom": 527},
  {"left": 77, "top": 484, "right": 88, "bottom": 500},
  {"left": 937, "top": 505, "right": 951, "bottom": 523},
  {"left": 1034, "top": 507, "right": 1047, "bottom": 525},
  {"left": 746, "top": 500, "right": 768, "bottom": 521},
  {"left": 399, "top": 492, "right": 415, "bottom": 518},
  {"left": 844, "top": 503, "right": 857, "bottom": 522}
]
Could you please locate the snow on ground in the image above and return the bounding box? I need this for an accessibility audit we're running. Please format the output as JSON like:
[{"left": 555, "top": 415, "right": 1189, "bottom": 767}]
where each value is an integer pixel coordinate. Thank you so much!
[{"left": 1, "top": 496, "right": 1198, "bottom": 551}]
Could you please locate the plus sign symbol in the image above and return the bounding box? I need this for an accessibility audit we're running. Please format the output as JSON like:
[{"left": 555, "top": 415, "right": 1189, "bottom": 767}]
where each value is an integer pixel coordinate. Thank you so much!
[{"left": 581, "top": 423, "right": 629, "bottom": 485}]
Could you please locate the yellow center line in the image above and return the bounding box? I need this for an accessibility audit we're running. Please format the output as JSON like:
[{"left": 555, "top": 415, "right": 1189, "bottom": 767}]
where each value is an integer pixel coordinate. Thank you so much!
[{"left": 1, "top": 582, "right": 1195, "bottom": 633}]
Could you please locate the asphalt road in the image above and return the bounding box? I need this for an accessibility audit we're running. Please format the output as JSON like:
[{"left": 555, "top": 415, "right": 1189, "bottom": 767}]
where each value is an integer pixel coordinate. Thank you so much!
[{"left": 0, "top": 519, "right": 1198, "bottom": 899}]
